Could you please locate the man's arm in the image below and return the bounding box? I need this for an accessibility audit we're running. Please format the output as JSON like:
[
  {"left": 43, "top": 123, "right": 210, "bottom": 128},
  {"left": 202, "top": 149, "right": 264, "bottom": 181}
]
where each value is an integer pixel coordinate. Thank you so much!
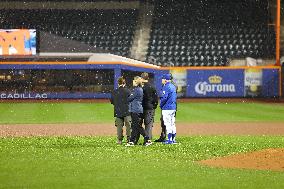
[
  {"left": 110, "top": 90, "right": 114, "bottom": 104},
  {"left": 126, "top": 88, "right": 131, "bottom": 97},
  {"left": 160, "top": 86, "right": 169, "bottom": 108},
  {"left": 152, "top": 87, "right": 159, "bottom": 109},
  {"left": 128, "top": 88, "right": 137, "bottom": 102}
]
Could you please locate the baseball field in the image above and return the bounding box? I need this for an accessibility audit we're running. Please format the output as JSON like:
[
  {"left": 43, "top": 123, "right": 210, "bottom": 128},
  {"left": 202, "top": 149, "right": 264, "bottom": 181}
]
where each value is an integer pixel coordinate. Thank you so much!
[{"left": 0, "top": 99, "right": 284, "bottom": 188}]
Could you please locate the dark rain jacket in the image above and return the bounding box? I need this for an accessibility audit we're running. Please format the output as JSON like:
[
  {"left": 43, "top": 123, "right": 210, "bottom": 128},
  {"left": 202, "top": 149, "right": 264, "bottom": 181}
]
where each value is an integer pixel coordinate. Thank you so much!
[{"left": 110, "top": 86, "right": 131, "bottom": 117}]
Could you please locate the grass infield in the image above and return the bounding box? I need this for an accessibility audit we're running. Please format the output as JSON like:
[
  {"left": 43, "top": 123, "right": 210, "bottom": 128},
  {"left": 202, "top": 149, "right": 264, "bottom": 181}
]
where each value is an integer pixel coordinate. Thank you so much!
[
  {"left": 0, "top": 101, "right": 284, "bottom": 124},
  {"left": 0, "top": 136, "right": 284, "bottom": 189},
  {"left": 0, "top": 101, "right": 284, "bottom": 188}
]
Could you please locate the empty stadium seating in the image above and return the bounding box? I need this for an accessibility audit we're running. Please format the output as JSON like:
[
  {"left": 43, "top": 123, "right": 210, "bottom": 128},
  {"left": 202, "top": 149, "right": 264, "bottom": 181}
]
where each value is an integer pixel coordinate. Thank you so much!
[
  {"left": 1, "top": 0, "right": 135, "bottom": 2},
  {"left": 147, "top": 0, "right": 276, "bottom": 66},
  {"left": 0, "top": 0, "right": 277, "bottom": 67},
  {"left": 0, "top": 9, "right": 138, "bottom": 57}
]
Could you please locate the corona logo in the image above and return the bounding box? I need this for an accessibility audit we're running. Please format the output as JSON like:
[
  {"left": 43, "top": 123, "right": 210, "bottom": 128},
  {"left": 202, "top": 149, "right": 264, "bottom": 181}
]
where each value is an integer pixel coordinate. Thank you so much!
[
  {"left": 0, "top": 29, "right": 31, "bottom": 55},
  {"left": 208, "top": 75, "right": 222, "bottom": 84},
  {"left": 195, "top": 76, "right": 236, "bottom": 95},
  {"left": 195, "top": 82, "right": 236, "bottom": 95}
]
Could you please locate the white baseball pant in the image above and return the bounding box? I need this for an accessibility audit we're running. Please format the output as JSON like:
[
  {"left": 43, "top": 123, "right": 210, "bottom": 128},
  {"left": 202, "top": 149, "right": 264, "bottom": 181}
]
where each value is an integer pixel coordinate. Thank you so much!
[{"left": 162, "top": 110, "right": 176, "bottom": 134}]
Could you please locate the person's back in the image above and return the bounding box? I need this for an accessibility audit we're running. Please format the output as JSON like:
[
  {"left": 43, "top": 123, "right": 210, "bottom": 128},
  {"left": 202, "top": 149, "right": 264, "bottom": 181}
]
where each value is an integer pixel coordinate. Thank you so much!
[
  {"left": 160, "top": 74, "right": 177, "bottom": 144},
  {"left": 142, "top": 82, "right": 158, "bottom": 110},
  {"left": 110, "top": 77, "right": 131, "bottom": 144},
  {"left": 128, "top": 87, "right": 143, "bottom": 114},
  {"left": 160, "top": 82, "right": 177, "bottom": 110},
  {"left": 141, "top": 72, "right": 158, "bottom": 140},
  {"left": 126, "top": 76, "right": 152, "bottom": 146},
  {"left": 112, "top": 87, "right": 131, "bottom": 118}
]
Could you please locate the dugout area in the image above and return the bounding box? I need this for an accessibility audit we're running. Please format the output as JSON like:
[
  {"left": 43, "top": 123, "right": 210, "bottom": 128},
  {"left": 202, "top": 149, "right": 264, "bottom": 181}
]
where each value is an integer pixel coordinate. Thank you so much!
[{"left": 0, "top": 53, "right": 281, "bottom": 99}]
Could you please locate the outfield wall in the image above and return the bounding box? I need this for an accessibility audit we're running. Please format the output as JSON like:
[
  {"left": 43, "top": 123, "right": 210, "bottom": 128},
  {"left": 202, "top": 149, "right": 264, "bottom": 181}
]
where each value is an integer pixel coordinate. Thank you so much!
[
  {"left": 0, "top": 62, "right": 281, "bottom": 99},
  {"left": 184, "top": 67, "right": 280, "bottom": 98}
]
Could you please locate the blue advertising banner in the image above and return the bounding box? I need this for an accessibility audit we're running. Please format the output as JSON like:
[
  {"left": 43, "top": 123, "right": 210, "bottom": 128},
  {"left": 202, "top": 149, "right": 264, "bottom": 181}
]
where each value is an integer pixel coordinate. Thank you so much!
[
  {"left": 187, "top": 69, "right": 244, "bottom": 97},
  {"left": 0, "top": 92, "right": 111, "bottom": 99},
  {"left": 0, "top": 61, "right": 280, "bottom": 99},
  {"left": 262, "top": 69, "right": 279, "bottom": 97}
]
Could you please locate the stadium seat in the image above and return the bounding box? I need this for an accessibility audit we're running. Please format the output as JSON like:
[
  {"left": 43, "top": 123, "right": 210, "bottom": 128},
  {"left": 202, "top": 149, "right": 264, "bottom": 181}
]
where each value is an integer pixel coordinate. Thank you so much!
[
  {"left": 147, "top": 0, "right": 275, "bottom": 67},
  {"left": 0, "top": 9, "right": 138, "bottom": 57}
]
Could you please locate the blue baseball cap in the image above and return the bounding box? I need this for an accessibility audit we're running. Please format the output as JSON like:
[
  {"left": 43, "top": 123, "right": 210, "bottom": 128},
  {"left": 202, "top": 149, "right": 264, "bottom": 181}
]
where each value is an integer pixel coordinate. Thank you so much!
[{"left": 162, "top": 74, "right": 171, "bottom": 80}]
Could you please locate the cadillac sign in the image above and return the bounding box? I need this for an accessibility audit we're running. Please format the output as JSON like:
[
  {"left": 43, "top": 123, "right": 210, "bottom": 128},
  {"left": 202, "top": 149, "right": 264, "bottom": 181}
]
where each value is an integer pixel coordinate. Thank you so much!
[{"left": 0, "top": 93, "right": 48, "bottom": 99}]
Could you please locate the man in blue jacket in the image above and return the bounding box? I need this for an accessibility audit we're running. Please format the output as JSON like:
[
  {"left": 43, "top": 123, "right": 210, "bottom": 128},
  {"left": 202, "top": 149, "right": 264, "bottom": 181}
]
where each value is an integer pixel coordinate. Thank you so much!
[
  {"left": 160, "top": 74, "right": 177, "bottom": 144},
  {"left": 126, "top": 76, "right": 152, "bottom": 146}
]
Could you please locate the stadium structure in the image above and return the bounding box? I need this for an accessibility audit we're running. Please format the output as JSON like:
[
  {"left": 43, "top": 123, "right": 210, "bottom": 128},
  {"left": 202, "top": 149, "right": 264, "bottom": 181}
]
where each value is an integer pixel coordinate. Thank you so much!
[{"left": 0, "top": 0, "right": 283, "bottom": 99}]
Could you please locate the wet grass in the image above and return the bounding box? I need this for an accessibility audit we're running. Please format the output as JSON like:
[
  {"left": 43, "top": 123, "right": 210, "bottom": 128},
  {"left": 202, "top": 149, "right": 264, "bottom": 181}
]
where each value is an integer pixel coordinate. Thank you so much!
[
  {"left": 0, "top": 102, "right": 284, "bottom": 124},
  {"left": 0, "top": 136, "right": 284, "bottom": 189},
  {"left": 1, "top": 101, "right": 283, "bottom": 188}
]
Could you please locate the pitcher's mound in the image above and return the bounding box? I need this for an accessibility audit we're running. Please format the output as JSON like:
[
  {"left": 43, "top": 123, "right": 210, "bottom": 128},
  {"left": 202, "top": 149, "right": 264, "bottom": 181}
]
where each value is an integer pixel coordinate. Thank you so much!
[{"left": 199, "top": 148, "right": 284, "bottom": 171}]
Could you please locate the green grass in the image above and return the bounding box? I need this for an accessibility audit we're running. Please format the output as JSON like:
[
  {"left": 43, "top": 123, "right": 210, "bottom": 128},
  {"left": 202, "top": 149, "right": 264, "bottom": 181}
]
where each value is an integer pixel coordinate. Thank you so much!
[
  {"left": 1, "top": 102, "right": 283, "bottom": 188},
  {"left": 176, "top": 102, "right": 284, "bottom": 123},
  {"left": 0, "top": 102, "right": 284, "bottom": 124},
  {"left": 0, "top": 136, "right": 283, "bottom": 189}
]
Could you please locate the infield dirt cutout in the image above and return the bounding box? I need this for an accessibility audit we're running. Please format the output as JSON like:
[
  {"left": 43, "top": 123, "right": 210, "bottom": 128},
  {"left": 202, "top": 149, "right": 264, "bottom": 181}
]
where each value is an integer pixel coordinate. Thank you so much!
[
  {"left": 199, "top": 148, "right": 284, "bottom": 171},
  {"left": 1, "top": 122, "right": 284, "bottom": 137},
  {"left": 1, "top": 122, "right": 284, "bottom": 171}
]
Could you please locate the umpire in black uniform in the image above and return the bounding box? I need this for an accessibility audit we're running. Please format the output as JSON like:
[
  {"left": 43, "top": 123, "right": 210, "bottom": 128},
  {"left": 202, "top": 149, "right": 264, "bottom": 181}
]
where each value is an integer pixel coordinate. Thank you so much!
[
  {"left": 110, "top": 77, "right": 132, "bottom": 144},
  {"left": 141, "top": 72, "right": 158, "bottom": 140}
]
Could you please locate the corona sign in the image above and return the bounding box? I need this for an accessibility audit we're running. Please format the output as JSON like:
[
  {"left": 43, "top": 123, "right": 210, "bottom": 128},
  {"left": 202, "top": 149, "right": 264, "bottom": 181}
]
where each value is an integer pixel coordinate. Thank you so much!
[
  {"left": 0, "top": 29, "right": 36, "bottom": 55},
  {"left": 187, "top": 69, "right": 244, "bottom": 97},
  {"left": 194, "top": 75, "right": 236, "bottom": 95}
]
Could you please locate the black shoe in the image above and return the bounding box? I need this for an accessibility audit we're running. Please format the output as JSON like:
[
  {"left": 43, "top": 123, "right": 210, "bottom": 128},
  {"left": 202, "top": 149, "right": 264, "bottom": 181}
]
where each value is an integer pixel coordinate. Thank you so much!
[
  {"left": 125, "top": 142, "right": 134, "bottom": 147},
  {"left": 143, "top": 140, "right": 152, "bottom": 146},
  {"left": 154, "top": 138, "right": 165, "bottom": 142}
]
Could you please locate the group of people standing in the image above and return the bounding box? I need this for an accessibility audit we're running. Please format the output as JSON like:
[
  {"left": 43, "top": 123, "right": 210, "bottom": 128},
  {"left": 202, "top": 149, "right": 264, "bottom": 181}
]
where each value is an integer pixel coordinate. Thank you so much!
[{"left": 110, "top": 72, "right": 177, "bottom": 146}]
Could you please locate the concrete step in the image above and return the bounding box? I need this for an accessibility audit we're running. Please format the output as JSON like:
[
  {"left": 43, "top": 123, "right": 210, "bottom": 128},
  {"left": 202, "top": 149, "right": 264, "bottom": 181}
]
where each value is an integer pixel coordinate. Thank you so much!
[{"left": 130, "top": 2, "right": 154, "bottom": 61}]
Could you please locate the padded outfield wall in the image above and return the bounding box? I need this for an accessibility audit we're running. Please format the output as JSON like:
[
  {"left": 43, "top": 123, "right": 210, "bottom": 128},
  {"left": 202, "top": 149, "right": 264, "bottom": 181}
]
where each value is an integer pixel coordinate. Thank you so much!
[{"left": 0, "top": 62, "right": 281, "bottom": 99}]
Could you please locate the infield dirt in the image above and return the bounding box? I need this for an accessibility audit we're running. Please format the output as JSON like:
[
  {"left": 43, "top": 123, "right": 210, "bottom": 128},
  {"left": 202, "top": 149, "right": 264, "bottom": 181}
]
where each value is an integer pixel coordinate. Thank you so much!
[
  {"left": 199, "top": 148, "right": 284, "bottom": 171},
  {"left": 1, "top": 122, "right": 283, "bottom": 172},
  {"left": 0, "top": 122, "right": 284, "bottom": 137}
]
